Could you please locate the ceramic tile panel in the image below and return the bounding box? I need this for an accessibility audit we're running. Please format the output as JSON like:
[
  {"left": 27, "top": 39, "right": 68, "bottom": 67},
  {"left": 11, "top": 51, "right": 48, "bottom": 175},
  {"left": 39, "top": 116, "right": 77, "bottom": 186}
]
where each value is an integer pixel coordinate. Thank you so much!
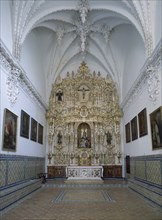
[
  {"left": 0, "top": 154, "right": 45, "bottom": 189},
  {"left": 35, "top": 159, "right": 45, "bottom": 174},
  {"left": 8, "top": 160, "right": 25, "bottom": 185},
  {"left": 146, "top": 160, "right": 161, "bottom": 185},
  {"left": 130, "top": 159, "right": 135, "bottom": 177},
  {"left": 129, "top": 154, "right": 162, "bottom": 208},
  {"left": 135, "top": 160, "right": 146, "bottom": 180},
  {"left": 0, "top": 159, "right": 7, "bottom": 187},
  {"left": 25, "top": 160, "right": 36, "bottom": 179}
]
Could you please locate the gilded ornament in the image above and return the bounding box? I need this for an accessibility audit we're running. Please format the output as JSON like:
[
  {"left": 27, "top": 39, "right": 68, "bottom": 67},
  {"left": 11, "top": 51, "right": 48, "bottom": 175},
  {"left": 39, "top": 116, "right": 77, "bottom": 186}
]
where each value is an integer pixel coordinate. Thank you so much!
[{"left": 47, "top": 62, "right": 122, "bottom": 166}]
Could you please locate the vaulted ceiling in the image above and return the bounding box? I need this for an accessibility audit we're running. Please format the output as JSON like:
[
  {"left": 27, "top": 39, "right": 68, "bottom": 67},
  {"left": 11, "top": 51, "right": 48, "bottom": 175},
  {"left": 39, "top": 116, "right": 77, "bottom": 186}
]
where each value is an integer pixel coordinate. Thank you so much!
[{"left": 12, "top": 0, "right": 154, "bottom": 100}]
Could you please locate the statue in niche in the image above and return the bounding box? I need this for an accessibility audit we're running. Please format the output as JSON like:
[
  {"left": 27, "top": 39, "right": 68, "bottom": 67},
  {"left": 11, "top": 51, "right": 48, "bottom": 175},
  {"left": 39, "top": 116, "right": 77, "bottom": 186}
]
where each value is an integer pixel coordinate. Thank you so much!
[
  {"left": 105, "top": 131, "right": 112, "bottom": 145},
  {"left": 56, "top": 90, "right": 63, "bottom": 101},
  {"left": 57, "top": 131, "right": 62, "bottom": 144},
  {"left": 80, "top": 129, "right": 91, "bottom": 148}
]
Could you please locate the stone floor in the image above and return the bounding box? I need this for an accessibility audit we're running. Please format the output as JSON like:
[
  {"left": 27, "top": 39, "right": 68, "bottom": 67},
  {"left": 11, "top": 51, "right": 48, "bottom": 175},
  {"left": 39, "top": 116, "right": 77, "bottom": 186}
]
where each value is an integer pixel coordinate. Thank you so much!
[{"left": 1, "top": 179, "right": 162, "bottom": 220}]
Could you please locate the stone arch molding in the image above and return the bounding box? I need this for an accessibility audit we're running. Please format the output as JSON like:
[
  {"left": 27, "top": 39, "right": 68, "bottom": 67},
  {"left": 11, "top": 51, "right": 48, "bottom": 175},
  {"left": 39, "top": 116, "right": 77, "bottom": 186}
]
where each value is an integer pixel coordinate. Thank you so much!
[{"left": 46, "top": 62, "right": 123, "bottom": 166}]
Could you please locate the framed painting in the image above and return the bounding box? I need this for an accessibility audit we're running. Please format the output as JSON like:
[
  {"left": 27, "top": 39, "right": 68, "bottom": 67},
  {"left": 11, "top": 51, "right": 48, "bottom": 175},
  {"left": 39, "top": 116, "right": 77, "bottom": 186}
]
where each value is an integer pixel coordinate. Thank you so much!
[
  {"left": 2, "top": 108, "right": 18, "bottom": 151},
  {"left": 131, "top": 116, "right": 138, "bottom": 141},
  {"left": 150, "top": 106, "right": 162, "bottom": 150},
  {"left": 30, "top": 118, "right": 37, "bottom": 142},
  {"left": 38, "top": 124, "right": 43, "bottom": 144},
  {"left": 138, "top": 108, "right": 148, "bottom": 137},
  {"left": 125, "top": 122, "right": 131, "bottom": 143},
  {"left": 20, "top": 110, "right": 30, "bottom": 138}
]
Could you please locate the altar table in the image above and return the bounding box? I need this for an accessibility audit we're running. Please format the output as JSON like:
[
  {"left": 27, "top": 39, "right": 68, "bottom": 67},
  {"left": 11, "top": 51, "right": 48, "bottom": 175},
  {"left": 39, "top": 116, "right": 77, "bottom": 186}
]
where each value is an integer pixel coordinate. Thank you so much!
[{"left": 66, "top": 166, "right": 103, "bottom": 180}]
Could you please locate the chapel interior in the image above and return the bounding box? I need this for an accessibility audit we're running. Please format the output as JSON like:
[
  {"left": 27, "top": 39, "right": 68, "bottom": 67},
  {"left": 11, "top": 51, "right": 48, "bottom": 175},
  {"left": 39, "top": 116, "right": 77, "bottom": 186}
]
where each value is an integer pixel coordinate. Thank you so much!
[{"left": 0, "top": 0, "right": 162, "bottom": 219}]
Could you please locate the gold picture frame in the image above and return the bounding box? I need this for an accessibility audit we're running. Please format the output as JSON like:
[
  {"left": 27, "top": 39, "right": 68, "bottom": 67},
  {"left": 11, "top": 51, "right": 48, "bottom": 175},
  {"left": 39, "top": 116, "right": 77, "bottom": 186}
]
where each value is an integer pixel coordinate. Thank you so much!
[
  {"left": 150, "top": 106, "right": 162, "bottom": 150},
  {"left": 125, "top": 122, "right": 131, "bottom": 143},
  {"left": 138, "top": 108, "right": 148, "bottom": 137},
  {"left": 2, "top": 108, "right": 18, "bottom": 151},
  {"left": 30, "top": 118, "right": 37, "bottom": 142},
  {"left": 131, "top": 116, "right": 138, "bottom": 141},
  {"left": 20, "top": 110, "right": 30, "bottom": 139},
  {"left": 38, "top": 124, "right": 43, "bottom": 144}
]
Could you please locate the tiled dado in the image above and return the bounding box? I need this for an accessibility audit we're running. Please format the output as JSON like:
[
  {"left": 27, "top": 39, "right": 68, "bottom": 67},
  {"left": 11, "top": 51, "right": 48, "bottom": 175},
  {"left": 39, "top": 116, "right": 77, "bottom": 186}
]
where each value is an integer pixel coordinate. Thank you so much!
[
  {"left": 128, "top": 154, "right": 162, "bottom": 207},
  {"left": 129, "top": 154, "right": 162, "bottom": 185},
  {"left": 0, "top": 154, "right": 45, "bottom": 189}
]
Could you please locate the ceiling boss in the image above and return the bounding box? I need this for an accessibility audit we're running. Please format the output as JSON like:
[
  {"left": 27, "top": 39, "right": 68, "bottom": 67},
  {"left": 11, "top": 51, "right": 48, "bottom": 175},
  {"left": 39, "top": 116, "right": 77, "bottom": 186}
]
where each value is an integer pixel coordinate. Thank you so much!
[{"left": 56, "top": 0, "right": 112, "bottom": 56}]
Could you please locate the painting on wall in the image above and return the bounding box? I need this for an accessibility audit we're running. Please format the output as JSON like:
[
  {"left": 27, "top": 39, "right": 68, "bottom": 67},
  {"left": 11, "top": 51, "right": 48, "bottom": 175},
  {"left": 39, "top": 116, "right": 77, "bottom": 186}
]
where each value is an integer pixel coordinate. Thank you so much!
[
  {"left": 2, "top": 108, "right": 18, "bottom": 151},
  {"left": 38, "top": 124, "right": 43, "bottom": 144},
  {"left": 125, "top": 122, "right": 131, "bottom": 143},
  {"left": 20, "top": 110, "right": 30, "bottom": 138},
  {"left": 150, "top": 106, "right": 162, "bottom": 149},
  {"left": 30, "top": 118, "right": 37, "bottom": 142},
  {"left": 131, "top": 116, "right": 138, "bottom": 141},
  {"left": 138, "top": 108, "right": 148, "bottom": 137}
]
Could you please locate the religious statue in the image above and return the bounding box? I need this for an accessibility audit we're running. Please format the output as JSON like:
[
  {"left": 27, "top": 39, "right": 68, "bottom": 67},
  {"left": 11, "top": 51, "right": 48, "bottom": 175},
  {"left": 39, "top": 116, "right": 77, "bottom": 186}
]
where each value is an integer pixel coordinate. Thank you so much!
[
  {"left": 105, "top": 131, "right": 112, "bottom": 145},
  {"left": 57, "top": 131, "right": 62, "bottom": 144},
  {"left": 79, "top": 129, "right": 91, "bottom": 148}
]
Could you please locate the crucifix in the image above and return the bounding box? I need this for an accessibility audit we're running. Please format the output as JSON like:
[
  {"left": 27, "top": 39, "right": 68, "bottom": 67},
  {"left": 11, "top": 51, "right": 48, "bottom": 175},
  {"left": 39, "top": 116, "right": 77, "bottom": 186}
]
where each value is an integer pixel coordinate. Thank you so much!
[
  {"left": 78, "top": 86, "right": 89, "bottom": 99},
  {"left": 56, "top": 90, "right": 63, "bottom": 101}
]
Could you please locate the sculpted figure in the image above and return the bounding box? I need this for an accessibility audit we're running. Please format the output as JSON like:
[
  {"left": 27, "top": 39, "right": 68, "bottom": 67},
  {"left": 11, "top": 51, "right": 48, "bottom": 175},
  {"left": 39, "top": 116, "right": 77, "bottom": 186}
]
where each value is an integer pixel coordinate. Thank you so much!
[
  {"left": 106, "top": 131, "right": 112, "bottom": 145},
  {"left": 57, "top": 131, "right": 62, "bottom": 144}
]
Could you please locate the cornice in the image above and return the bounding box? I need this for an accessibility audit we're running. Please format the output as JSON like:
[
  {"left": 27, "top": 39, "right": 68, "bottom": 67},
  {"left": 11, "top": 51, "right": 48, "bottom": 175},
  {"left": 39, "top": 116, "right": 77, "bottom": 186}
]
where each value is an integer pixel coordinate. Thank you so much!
[
  {"left": 121, "top": 38, "right": 162, "bottom": 110},
  {"left": 0, "top": 40, "right": 48, "bottom": 111}
]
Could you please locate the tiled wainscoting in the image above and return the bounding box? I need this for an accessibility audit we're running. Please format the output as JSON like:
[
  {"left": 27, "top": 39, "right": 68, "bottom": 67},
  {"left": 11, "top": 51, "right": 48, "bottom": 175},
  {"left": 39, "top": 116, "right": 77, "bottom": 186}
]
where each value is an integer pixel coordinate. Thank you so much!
[
  {"left": 127, "top": 154, "right": 162, "bottom": 208},
  {"left": 0, "top": 154, "right": 45, "bottom": 213}
]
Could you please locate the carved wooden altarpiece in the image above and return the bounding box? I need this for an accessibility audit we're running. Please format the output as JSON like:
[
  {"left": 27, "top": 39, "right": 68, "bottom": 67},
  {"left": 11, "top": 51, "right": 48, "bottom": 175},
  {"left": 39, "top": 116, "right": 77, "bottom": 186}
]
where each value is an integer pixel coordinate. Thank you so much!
[{"left": 46, "top": 62, "right": 122, "bottom": 168}]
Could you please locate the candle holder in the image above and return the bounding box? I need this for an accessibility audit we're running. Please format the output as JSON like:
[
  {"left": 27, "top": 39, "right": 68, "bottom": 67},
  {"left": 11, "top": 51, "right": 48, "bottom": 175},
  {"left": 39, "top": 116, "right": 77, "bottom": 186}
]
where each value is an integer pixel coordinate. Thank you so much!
[
  {"left": 117, "top": 152, "right": 122, "bottom": 164},
  {"left": 48, "top": 152, "right": 52, "bottom": 164}
]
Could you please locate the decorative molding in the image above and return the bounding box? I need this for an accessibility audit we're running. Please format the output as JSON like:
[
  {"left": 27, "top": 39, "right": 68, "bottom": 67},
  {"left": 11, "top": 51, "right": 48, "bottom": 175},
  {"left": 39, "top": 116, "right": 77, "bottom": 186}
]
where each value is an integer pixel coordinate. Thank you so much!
[
  {"left": 12, "top": 0, "right": 154, "bottom": 63},
  {"left": 78, "top": 0, "right": 90, "bottom": 24},
  {"left": 147, "top": 66, "right": 160, "bottom": 104},
  {"left": 55, "top": 0, "right": 112, "bottom": 54},
  {"left": 13, "top": 0, "right": 45, "bottom": 60},
  {"left": 0, "top": 40, "right": 48, "bottom": 110},
  {"left": 56, "top": 22, "right": 112, "bottom": 55},
  {"left": 122, "top": 0, "right": 153, "bottom": 57},
  {"left": 6, "top": 67, "right": 21, "bottom": 106},
  {"left": 121, "top": 39, "right": 162, "bottom": 109}
]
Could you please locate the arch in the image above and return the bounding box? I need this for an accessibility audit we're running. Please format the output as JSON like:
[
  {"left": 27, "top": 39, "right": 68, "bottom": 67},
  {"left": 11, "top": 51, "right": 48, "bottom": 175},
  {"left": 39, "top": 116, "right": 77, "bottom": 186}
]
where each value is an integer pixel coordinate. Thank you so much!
[{"left": 77, "top": 123, "right": 91, "bottom": 148}]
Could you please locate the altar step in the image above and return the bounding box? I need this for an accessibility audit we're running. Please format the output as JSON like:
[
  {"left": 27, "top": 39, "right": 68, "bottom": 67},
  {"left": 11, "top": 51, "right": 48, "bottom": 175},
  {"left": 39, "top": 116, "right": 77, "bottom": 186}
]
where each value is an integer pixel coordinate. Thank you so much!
[
  {"left": 65, "top": 179, "right": 104, "bottom": 184},
  {"left": 42, "top": 178, "right": 128, "bottom": 189}
]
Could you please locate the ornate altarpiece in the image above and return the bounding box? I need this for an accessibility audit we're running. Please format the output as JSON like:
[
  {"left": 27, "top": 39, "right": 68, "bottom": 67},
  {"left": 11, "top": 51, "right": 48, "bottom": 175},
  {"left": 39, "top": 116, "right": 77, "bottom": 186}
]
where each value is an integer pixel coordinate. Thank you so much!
[{"left": 46, "top": 62, "right": 122, "bottom": 169}]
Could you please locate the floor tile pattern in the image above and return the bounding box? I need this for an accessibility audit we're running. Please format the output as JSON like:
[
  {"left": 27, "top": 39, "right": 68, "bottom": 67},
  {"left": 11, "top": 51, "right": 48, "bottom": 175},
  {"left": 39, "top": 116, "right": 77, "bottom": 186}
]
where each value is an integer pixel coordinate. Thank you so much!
[
  {"left": 53, "top": 189, "right": 115, "bottom": 203},
  {"left": 1, "top": 179, "right": 161, "bottom": 220}
]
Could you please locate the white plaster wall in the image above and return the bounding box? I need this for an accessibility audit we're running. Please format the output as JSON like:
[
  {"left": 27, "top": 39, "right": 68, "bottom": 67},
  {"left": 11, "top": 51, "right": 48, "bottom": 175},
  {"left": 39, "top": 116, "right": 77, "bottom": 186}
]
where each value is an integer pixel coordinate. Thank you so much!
[
  {"left": 121, "top": 26, "right": 145, "bottom": 100},
  {"left": 20, "top": 29, "right": 48, "bottom": 101},
  {"left": 109, "top": 24, "right": 145, "bottom": 101},
  {"left": 0, "top": 0, "right": 13, "bottom": 52},
  {"left": 110, "top": 24, "right": 130, "bottom": 82},
  {"left": 122, "top": 73, "right": 162, "bottom": 157},
  {"left": 0, "top": 66, "right": 47, "bottom": 157}
]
